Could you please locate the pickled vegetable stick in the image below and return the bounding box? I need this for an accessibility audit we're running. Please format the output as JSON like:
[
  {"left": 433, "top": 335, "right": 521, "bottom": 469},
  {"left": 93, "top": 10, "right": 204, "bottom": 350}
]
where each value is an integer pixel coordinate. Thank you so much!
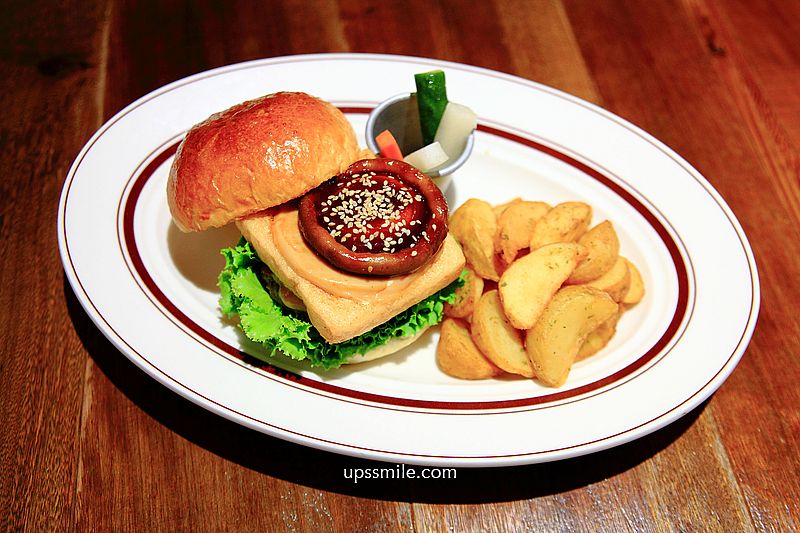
[
  {"left": 434, "top": 102, "right": 477, "bottom": 162},
  {"left": 404, "top": 142, "right": 448, "bottom": 172},
  {"left": 375, "top": 129, "right": 403, "bottom": 160},
  {"left": 415, "top": 70, "right": 449, "bottom": 145}
]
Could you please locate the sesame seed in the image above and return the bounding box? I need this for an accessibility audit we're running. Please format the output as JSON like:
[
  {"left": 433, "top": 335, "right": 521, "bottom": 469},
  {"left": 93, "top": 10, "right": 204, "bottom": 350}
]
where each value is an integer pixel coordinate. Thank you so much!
[{"left": 411, "top": 250, "right": 418, "bottom": 256}]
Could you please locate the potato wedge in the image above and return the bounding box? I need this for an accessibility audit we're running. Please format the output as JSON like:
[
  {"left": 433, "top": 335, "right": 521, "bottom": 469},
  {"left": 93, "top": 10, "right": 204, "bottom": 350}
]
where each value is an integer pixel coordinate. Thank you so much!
[
  {"left": 492, "top": 198, "right": 521, "bottom": 219},
  {"left": 450, "top": 198, "right": 493, "bottom": 243},
  {"left": 525, "top": 286, "right": 618, "bottom": 387},
  {"left": 530, "top": 201, "right": 592, "bottom": 250},
  {"left": 566, "top": 221, "right": 620, "bottom": 284},
  {"left": 621, "top": 258, "right": 645, "bottom": 305},
  {"left": 471, "top": 291, "right": 534, "bottom": 377},
  {"left": 584, "top": 256, "right": 630, "bottom": 302},
  {"left": 449, "top": 198, "right": 501, "bottom": 280},
  {"left": 495, "top": 201, "right": 552, "bottom": 264},
  {"left": 444, "top": 266, "right": 484, "bottom": 319},
  {"left": 576, "top": 310, "right": 622, "bottom": 361},
  {"left": 436, "top": 319, "right": 501, "bottom": 379},
  {"left": 498, "top": 242, "right": 587, "bottom": 329}
]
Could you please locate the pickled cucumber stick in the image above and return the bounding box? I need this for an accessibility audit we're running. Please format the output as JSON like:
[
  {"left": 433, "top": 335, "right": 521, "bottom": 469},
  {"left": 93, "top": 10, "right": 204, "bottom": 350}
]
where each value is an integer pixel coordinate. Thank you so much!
[{"left": 415, "top": 70, "right": 449, "bottom": 145}]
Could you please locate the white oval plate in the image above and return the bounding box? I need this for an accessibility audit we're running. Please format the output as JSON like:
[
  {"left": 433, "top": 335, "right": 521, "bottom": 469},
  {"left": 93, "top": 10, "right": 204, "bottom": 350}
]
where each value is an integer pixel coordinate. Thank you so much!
[{"left": 58, "top": 54, "right": 759, "bottom": 467}]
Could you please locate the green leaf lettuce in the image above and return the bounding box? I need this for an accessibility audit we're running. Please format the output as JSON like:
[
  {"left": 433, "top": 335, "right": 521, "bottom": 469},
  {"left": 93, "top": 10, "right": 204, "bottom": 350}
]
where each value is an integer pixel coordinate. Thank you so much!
[{"left": 218, "top": 239, "right": 464, "bottom": 369}]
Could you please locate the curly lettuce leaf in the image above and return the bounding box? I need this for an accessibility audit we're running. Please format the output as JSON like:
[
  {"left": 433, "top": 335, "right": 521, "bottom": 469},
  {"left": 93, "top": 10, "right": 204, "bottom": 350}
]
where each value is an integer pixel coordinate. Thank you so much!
[{"left": 218, "top": 239, "right": 464, "bottom": 369}]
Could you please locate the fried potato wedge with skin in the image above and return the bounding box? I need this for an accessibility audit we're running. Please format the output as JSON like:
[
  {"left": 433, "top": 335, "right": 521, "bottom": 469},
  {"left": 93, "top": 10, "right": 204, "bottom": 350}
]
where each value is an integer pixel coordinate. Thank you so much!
[
  {"left": 492, "top": 198, "right": 522, "bottom": 219},
  {"left": 471, "top": 290, "right": 534, "bottom": 377},
  {"left": 498, "top": 242, "right": 587, "bottom": 329},
  {"left": 450, "top": 199, "right": 501, "bottom": 281},
  {"left": 444, "top": 266, "right": 484, "bottom": 319},
  {"left": 577, "top": 310, "right": 622, "bottom": 361},
  {"left": 495, "top": 201, "right": 552, "bottom": 264},
  {"left": 621, "top": 258, "right": 645, "bottom": 305},
  {"left": 584, "top": 256, "right": 630, "bottom": 301},
  {"left": 437, "top": 319, "right": 501, "bottom": 379},
  {"left": 525, "top": 286, "right": 618, "bottom": 387},
  {"left": 450, "top": 198, "right": 492, "bottom": 242},
  {"left": 566, "top": 220, "right": 620, "bottom": 284},
  {"left": 530, "top": 202, "right": 592, "bottom": 250}
]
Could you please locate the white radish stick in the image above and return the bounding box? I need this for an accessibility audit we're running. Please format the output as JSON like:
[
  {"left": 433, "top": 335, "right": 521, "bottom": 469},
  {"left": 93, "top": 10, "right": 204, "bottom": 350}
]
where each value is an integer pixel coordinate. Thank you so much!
[
  {"left": 434, "top": 102, "right": 477, "bottom": 163},
  {"left": 404, "top": 142, "right": 449, "bottom": 172}
]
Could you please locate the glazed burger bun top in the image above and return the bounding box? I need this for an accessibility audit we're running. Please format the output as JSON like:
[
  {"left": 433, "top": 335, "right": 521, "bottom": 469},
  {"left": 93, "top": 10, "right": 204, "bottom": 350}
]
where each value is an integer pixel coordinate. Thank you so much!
[{"left": 168, "top": 92, "right": 361, "bottom": 232}]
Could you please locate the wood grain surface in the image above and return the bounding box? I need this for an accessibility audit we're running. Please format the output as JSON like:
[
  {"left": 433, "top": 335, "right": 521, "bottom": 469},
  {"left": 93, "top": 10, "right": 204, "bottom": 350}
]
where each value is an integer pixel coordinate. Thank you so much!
[{"left": 2, "top": 0, "right": 798, "bottom": 531}]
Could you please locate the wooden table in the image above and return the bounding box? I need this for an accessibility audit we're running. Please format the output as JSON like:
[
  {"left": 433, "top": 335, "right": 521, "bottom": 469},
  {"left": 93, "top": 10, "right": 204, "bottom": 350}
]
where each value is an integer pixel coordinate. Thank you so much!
[{"left": 3, "top": 1, "right": 798, "bottom": 530}]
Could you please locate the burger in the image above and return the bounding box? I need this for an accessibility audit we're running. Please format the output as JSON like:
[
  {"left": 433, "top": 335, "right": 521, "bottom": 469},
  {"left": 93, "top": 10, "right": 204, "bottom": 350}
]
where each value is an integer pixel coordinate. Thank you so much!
[{"left": 167, "top": 92, "right": 466, "bottom": 368}]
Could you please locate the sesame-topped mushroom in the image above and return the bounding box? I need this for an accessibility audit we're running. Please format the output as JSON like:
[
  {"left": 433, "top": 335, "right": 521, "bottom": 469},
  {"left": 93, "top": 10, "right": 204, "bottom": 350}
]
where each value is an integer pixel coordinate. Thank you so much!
[{"left": 297, "top": 158, "right": 449, "bottom": 276}]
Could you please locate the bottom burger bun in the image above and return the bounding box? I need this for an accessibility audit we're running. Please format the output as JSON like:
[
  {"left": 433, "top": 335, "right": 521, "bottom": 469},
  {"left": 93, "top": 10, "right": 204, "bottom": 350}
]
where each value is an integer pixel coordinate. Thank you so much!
[{"left": 344, "top": 328, "right": 429, "bottom": 364}]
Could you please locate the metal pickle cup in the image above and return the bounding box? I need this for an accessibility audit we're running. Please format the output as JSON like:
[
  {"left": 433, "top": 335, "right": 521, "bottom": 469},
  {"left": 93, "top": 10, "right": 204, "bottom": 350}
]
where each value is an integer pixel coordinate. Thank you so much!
[{"left": 365, "top": 93, "right": 475, "bottom": 193}]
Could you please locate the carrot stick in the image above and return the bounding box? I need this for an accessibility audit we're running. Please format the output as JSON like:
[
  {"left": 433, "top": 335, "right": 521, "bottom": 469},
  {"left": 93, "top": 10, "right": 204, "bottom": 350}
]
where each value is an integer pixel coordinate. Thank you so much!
[{"left": 376, "top": 129, "right": 403, "bottom": 160}]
